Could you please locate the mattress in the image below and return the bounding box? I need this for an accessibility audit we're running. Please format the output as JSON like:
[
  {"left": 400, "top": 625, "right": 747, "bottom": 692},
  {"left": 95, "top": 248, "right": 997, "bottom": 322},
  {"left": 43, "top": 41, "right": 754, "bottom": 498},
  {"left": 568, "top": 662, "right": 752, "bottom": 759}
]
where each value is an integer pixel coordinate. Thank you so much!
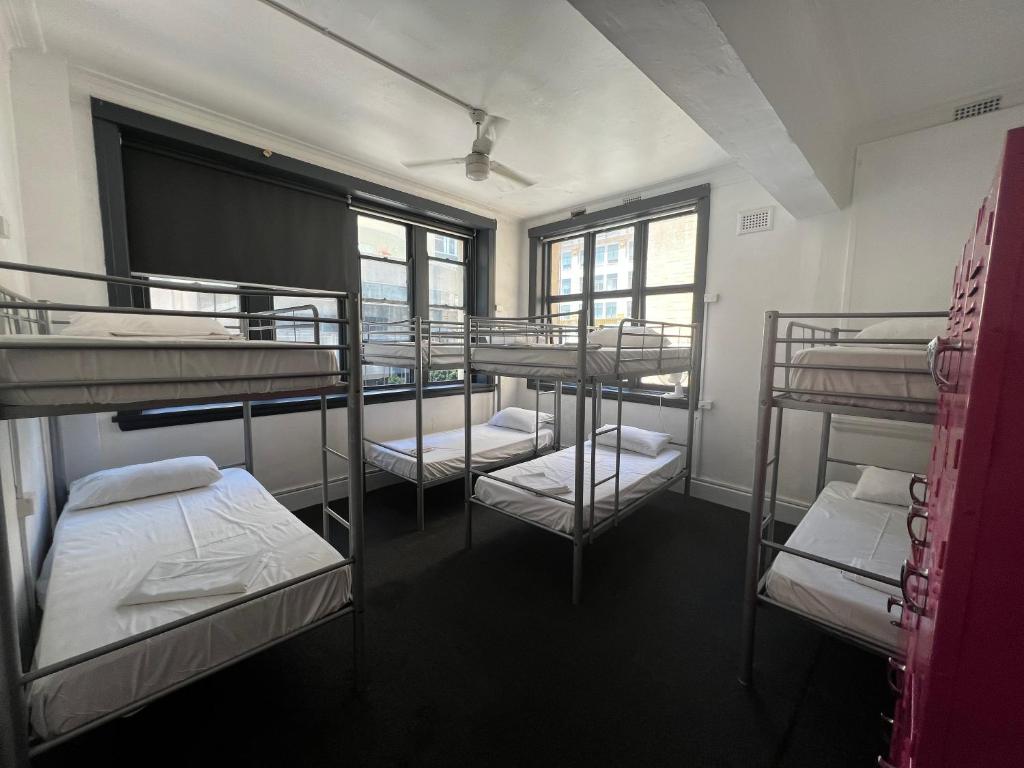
[
  {"left": 29, "top": 468, "right": 351, "bottom": 739},
  {"left": 786, "top": 345, "right": 936, "bottom": 414},
  {"left": 474, "top": 442, "right": 684, "bottom": 534},
  {"left": 363, "top": 341, "right": 464, "bottom": 370},
  {"left": 469, "top": 344, "right": 692, "bottom": 380},
  {"left": 0, "top": 335, "right": 341, "bottom": 408},
  {"left": 764, "top": 481, "right": 909, "bottom": 650},
  {"left": 365, "top": 423, "right": 554, "bottom": 482}
]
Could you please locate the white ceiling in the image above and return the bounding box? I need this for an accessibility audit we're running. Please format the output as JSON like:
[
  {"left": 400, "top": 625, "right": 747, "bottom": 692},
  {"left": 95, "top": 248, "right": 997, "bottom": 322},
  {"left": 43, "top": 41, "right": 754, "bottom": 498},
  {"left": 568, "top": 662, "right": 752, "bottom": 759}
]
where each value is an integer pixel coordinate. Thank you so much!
[{"left": 33, "top": 0, "right": 731, "bottom": 220}]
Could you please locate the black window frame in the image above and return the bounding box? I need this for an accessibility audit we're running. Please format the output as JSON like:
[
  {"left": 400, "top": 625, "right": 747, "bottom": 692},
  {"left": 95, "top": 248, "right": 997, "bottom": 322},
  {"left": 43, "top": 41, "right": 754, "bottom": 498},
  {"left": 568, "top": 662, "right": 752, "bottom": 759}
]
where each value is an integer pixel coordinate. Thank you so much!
[
  {"left": 528, "top": 184, "right": 709, "bottom": 408},
  {"left": 92, "top": 99, "right": 496, "bottom": 431}
]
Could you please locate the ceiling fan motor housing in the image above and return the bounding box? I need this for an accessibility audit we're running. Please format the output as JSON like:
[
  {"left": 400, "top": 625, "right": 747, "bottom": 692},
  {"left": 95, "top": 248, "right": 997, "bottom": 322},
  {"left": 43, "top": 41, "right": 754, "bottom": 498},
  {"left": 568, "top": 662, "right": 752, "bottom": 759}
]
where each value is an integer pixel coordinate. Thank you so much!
[{"left": 465, "top": 152, "right": 490, "bottom": 181}]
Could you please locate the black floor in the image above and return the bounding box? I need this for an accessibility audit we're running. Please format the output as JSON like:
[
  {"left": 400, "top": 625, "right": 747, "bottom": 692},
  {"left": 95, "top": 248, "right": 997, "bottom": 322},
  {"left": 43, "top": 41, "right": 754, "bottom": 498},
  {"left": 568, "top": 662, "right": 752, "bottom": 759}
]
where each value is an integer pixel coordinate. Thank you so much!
[{"left": 36, "top": 483, "right": 892, "bottom": 767}]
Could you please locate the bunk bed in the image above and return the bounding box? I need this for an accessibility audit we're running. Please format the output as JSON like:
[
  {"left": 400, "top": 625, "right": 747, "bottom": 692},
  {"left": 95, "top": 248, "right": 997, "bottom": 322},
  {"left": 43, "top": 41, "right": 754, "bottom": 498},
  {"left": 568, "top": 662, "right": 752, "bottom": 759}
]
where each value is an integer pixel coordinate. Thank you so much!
[
  {"left": 462, "top": 309, "right": 702, "bottom": 604},
  {"left": 0, "top": 261, "right": 365, "bottom": 765},
  {"left": 738, "top": 311, "right": 945, "bottom": 686},
  {"left": 362, "top": 318, "right": 555, "bottom": 530}
]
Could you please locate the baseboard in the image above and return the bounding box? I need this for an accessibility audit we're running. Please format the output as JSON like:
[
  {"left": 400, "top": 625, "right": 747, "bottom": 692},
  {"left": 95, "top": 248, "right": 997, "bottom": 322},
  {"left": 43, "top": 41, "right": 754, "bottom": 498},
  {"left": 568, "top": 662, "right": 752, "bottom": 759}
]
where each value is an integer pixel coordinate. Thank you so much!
[
  {"left": 273, "top": 469, "right": 401, "bottom": 511},
  {"left": 689, "top": 476, "right": 809, "bottom": 525}
]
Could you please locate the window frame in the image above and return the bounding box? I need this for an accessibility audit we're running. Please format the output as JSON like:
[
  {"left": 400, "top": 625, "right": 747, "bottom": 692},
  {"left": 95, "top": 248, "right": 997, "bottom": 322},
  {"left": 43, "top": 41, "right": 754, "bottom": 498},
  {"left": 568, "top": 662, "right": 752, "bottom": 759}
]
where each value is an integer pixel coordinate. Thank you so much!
[{"left": 528, "top": 184, "right": 709, "bottom": 408}]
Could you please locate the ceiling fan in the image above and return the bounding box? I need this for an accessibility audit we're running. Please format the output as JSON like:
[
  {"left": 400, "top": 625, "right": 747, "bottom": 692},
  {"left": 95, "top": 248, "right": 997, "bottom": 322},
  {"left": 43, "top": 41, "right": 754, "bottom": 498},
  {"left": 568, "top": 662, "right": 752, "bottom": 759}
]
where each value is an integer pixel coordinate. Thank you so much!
[{"left": 402, "top": 109, "right": 535, "bottom": 188}]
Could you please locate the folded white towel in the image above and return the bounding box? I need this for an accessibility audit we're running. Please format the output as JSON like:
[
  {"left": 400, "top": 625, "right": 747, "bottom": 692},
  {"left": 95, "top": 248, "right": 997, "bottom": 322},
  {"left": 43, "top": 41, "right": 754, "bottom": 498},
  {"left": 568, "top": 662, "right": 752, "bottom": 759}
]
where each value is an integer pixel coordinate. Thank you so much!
[
  {"left": 119, "top": 552, "right": 269, "bottom": 606},
  {"left": 841, "top": 557, "right": 902, "bottom": 598},
  {"left": 517, "top": 472, "right": 571, "bottom": 495}
]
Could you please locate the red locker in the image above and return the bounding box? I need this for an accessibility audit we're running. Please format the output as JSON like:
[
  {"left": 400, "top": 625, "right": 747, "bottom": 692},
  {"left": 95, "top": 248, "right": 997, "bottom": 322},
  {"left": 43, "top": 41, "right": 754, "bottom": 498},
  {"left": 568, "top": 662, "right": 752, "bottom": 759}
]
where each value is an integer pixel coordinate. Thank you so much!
[{"left": 886, "top": 127, "right": 1024, "bottom": 766}]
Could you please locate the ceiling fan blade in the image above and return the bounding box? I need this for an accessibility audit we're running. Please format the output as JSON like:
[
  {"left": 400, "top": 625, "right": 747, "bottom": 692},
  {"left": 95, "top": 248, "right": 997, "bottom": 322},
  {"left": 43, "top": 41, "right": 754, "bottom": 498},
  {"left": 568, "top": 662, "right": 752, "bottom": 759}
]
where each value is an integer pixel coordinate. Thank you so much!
[
  {"left": 402, "top": 157, "right": 465, "bottom": 169},
  {"left": 488, "top": 160, "right": 534, "bottom": 188}
]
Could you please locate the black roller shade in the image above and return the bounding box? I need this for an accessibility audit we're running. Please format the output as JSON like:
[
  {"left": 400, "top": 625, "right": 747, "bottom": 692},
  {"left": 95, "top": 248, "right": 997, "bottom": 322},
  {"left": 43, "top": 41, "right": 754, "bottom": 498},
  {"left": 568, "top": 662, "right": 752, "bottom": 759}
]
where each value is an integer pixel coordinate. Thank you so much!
[{"left": 122, "top": 144, "right": 348, "bottom": 291}]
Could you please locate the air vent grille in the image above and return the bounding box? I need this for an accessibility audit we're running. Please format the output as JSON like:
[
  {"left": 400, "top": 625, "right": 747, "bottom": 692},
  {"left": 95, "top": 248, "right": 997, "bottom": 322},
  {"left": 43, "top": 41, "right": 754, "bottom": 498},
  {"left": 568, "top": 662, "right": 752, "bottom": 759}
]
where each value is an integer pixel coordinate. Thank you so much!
[
  {"left": 737, "top": 206, "right": 774, "bottom": 235},
  {"left": 622, "top": 193, "right": 642, "bottom": 205},
  {"left": 954, "top": 96, "right": 1001, "bottom": 121}
]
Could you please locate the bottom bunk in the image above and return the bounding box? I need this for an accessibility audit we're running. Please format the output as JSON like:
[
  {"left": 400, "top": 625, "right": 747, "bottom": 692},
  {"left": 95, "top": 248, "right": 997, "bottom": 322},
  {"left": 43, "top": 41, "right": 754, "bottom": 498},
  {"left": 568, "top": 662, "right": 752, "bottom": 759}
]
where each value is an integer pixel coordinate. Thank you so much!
[
  {"left": 762, "top": 480, "right": 909, "bottom": 653},
  {"left": 29, "top": 464, "right": 351, "bottom": 740},
  {"left": 473, "top": 440, "right": 684, "bottom": 535}
]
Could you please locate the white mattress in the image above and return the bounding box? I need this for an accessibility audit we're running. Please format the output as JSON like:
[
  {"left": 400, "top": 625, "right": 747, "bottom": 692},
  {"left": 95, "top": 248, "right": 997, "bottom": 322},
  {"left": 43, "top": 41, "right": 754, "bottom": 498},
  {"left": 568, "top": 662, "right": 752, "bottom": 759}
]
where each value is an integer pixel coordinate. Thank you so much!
[
  {"left": 29, "top": 468, "right": 351, "bottom": 739},
  {"left": 764, "top": 481, "right": 909, "bottom": 650},
  {"left": 363, "top": 341, "right": 464, "bottom": 370},
  {"left": 365, "top": 423, "right": 554, "bottom": 482},
  {"left": 0, "top": 335, "right": 341, "bottom": 408},
  {"left": 469, "top": 344, "right": 691, "bottom": 380},
  {"left": 474, "top": 442, "right": 684, "bottom": 534},
  {"left": 787, "top": 346, "right": 936, "bottom": 414}
]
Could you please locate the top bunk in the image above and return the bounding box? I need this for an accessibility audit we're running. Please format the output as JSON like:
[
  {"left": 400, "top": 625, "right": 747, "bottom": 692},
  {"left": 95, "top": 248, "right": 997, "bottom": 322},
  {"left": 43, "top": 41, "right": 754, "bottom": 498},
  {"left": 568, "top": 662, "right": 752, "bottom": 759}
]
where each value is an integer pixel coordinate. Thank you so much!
[
  {"left": 0, "top": 260, "right": 358, "bottom": 419},
  {"left": 464, "top": 309, "right": 699, "bottom": 383},
  {"left": 764, "top": 311, "right": 947, "bottom": 423},
  {"left": 363, "top": 318, "right": 464, "bottom": 371}
]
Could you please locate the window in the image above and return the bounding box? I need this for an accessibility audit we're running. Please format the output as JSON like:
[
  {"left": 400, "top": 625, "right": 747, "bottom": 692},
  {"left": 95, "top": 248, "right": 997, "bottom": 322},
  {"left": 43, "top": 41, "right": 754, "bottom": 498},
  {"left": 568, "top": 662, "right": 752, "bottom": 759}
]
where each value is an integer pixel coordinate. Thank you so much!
[
  {"left": 534, "top": 186, "right": 707, "bottom": 405},
  {"left": 148, "top": 278, "right": 241, "bottom": 333},
  {"left": 358, "top": 215, "right": 412, "bottom": 387},
  {"left": 427, "top": 231, "right": 466, "bottom": 382}
]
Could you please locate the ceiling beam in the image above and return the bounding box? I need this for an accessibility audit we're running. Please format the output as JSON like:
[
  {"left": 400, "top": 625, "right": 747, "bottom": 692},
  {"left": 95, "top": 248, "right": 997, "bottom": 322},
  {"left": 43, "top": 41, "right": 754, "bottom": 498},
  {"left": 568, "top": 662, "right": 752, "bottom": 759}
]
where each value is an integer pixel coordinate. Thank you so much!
[{"left": 568, "top": 0, "right": 839, "bottom": 218}]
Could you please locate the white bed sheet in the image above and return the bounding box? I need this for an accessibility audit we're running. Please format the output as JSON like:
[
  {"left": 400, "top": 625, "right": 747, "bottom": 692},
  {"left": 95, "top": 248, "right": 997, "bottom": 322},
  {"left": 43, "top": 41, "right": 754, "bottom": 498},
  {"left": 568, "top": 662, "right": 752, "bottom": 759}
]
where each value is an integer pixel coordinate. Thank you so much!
[
  {"left": 0, "top": 335, "right": 341, "bottom": 408},
  {"left": 29, "top": 468, "right": 350, "bottom": 739},
  {"left": 363, "top": 341, "right": 464, "bottom": 370},
  {"left": 469, "top": 344, "right": 691, "bottom": 379},
  {"left": 787, "top": 346, "right": 936, "bottom": 414},
  {"left": 474, "top": 442, "right": 684, "bottom": 533},
  {"left": 365, "top": 423, "right": 554, "bottom": 482},
  {"left": 764, "top": 481, "right": 909, "bottom": 649}
]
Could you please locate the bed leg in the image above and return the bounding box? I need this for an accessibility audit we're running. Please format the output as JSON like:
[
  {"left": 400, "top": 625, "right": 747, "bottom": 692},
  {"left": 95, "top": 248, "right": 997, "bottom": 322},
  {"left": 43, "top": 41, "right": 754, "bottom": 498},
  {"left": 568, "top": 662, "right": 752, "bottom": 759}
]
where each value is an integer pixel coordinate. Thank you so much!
[
  {"left": 463, "top": 318, "right": 473, "bottom": 550},
  {"left": 739, "top": 311, "right": 778, "bottom": 687},
  {"left": 0, "top": 471, "right": 30, "bottom": 768},
  {"left": 572, "top": 539, "right": 583, "bottom": 606}
]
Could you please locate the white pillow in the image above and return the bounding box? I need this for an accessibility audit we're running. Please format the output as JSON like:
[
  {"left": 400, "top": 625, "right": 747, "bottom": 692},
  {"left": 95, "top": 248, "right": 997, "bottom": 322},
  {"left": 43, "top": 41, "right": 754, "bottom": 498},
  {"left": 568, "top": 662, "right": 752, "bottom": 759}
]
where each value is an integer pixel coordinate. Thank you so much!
[
  {"left": 64, "top": 456, "right": 223, "bottom": 512},
  {"left": 588, "top": 325, "right": 670, "bottom": 348},
  {"left": 854, "top": 317, "right": 945, "bottom": 348},
  {"left": 487, "top": 407, "right": 553, "bottom": 433},
  {"left": 61, "top": 311, "right": 235, "bottom": 338},
  {"left": 594, "top": 424, "right": 671, "bottom": 457},
  {"left": 852, "top": 466, "right": 914, "bottom": 508}
]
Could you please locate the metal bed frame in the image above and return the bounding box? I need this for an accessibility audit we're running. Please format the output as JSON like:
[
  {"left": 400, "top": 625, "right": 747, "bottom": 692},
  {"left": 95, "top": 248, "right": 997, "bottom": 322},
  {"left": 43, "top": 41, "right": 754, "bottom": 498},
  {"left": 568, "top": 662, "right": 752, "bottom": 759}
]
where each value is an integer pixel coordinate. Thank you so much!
[
  {"left": 361, "top": 318, "right": 555, "bottom": 531},
  {"left": 462, "top": 309, "right": 702, "bottom": 604},
  {"left": 738, "top": 310, "right": 945, "bottom": 686},
  {"left": 0, "top": 261, "right": 366, "bottom": 766}
]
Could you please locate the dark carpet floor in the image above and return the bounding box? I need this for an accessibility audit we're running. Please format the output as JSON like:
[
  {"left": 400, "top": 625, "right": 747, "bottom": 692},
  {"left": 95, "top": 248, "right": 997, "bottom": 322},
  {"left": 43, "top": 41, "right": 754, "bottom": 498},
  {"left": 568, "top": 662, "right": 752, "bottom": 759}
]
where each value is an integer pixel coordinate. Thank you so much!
[{"left": 36, "top": 482, "right": 893, "bottom": 768}]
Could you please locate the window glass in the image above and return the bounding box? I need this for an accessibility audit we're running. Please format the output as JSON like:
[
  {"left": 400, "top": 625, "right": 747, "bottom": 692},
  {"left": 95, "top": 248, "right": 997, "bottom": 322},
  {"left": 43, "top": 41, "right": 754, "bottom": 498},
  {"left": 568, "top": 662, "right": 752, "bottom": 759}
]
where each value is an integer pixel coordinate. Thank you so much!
[
  {"left": 429, "top": 260, "right": 464, "bottom": 308},
  {"left": 549, "top": 237, "right": 584, "bottom": 297},
  {"left": 646, "top": 214, "right": 697, "bottom": 287},
  {"left": 358, "top": 215, "right": 407, "bottom": 261},
  {"left": 427, "top": 232, "right": 463, "bottom": 262},
  {"left": 148, "top": 279, "right": 241, "bottom": 333},
  {"left": 361, "top": 259, "right": 408, "bottom": 303},
  {"left": 271, "top": 296, "right": 340, "bottom": 348}
]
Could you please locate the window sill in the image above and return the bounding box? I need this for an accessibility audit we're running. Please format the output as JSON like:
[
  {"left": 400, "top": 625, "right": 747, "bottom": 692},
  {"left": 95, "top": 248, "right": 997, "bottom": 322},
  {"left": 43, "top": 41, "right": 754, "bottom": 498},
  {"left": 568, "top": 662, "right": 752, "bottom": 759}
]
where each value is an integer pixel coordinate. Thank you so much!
[
  {"left": 113, "top": 382, "right": 495, "bottom": 431},
  {"left": 527, "top": 381, "right": 691, "bottom": 410}
]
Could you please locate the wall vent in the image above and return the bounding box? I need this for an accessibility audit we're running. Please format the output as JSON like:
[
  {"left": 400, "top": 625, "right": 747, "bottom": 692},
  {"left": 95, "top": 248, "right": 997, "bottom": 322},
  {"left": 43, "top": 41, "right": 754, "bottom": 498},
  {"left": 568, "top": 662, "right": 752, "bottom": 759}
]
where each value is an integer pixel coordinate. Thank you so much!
[
  {"left": 570, "top": 207, "right": 587, "bottom": 218},
  {"left": 736, "top": 206, "right": 774, "bottom": 235},
  {"left": 954, "top": 96, "right": 1001, "bottom": 121},
  {"left": 622, "top": 193, "right": 642, "bottom": 205}
]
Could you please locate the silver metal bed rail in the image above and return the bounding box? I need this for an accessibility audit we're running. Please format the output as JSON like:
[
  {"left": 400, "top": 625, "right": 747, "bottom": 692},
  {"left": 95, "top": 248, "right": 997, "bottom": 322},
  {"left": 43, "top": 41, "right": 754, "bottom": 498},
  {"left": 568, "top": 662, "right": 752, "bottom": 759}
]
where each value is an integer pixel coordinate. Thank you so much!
[
  {"left": 738, "top": 310, "right": 945, "bottom": 686},
  {"left": 0, "top": 260, "right": 367, "bottom": 765}
]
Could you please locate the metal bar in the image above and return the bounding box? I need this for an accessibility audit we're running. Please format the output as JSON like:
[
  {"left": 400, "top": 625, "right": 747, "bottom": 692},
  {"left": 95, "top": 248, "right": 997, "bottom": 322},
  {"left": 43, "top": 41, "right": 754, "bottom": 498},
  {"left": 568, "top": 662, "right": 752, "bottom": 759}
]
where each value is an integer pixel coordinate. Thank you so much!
[
  {"left": 324, "top": 445, "right": 348, "bottom": 461},
  {"left": 321, "top": 394, "right": 330, "bottom": 538},
  {"left": 28, "top": 605, "right": 354, "bottom": 757},
  {"left": 554, "top": 381, "right": 562, "bottom": 449},
  {"left": 766, "top": 407, "right": 784, "bottom": 565},
  {"left": 685, "top": 321, "right": 702, "bottom": 496},
  {"left": 776, "top": 337, "right": 935, "bottom": 345},
  {"left": 0, "top": 302, "right": 349, "bottom": 326},
  {"left": 0, "top": 370, "right": 345, "bottom": 390},
  {"left": 415, "top": 317, "right": 425, "bottom": 531},
  {"left": 614, "top": 382, "right": 623, "bottom": 521},
  {"left": 242, "top": 401, "right": 254, "bottom": 474},
  {"left": 826, "top": 456, "right": 922, "bottom": 474},
  {"left": 816, "top": 412, "right": 833, "bottom": 495},
  {"left": 588, "top": 382, "right": 598, "bottom": 543},
  {"left": 0, "top": 340, "right": 349, "bottom": 351},
  {"left": 767, "top": 396, "right": 936, "bottom": 423},
  {"left": 0, "top": 259, "right": 349, "bottom": 298},
  {"left": 345, "top": 294, "right": 366, "bottom": 692},
  {"left": 772, "top": 386, "right": 936, "bottom": 404},
  {"left": 470, "top": 469, "right": 574, "bottom": 504},
  {"left": 0, "top": 463, "right": 29, "bottom": 767},
  {"left": 773, "top": 311, "right": 946, "bottom": 319},
  {"left": 589, "top": 467, "right": 688, "bottom": 541},
  {"left": 756, "top": 594, "right": 902, "bottom": 659},
  {"left": 23, "top": 558, "right": 352, "bottom": 684},
  {"left": 464, "top": 316, "right": 474, "bottom": 549},
  {"left": 761, "top": 540, "right": 901, "bottom": 587},
  {"left": 362, "top": 436, "right": 418, "bottom": 458},
  {"left": 776, "top": 362, "right": 933, "bottom": 375},
  {"left": 467, "top": 497, "right": 575, "bottom": 541},
  {"left": 325, "top": 505, "right": 351, "bottom": 531},
  {"left": 572, "top": 310, "right": 587, "bottom": 605},
  {"left": 740, "top": 311, "right": 778, "bottom": 686}
]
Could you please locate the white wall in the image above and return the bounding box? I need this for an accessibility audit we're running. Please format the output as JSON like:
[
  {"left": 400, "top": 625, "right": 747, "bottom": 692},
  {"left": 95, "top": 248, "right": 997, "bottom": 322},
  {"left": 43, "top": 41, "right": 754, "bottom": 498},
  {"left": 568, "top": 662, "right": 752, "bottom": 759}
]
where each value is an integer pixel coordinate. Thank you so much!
[
  {"left": 517, "top": 106, "right": 1024, "bottom": 520},
  {"left": 0, "top": 38, "right": 54, "bottom": 656},
  {"left": 7, "top": 53, "right": 524, "bottom": 507}
]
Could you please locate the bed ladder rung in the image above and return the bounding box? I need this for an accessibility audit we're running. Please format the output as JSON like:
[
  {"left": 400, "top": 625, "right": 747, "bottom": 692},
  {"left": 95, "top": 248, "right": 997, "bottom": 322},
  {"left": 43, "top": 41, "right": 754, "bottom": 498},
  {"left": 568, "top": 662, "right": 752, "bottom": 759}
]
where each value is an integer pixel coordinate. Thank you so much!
[
  {"left": 323, "top": 445, "right": 347, "bottom": 460},
  {"left": 324, "top": 505, "right": 350, "bottom": 530}
]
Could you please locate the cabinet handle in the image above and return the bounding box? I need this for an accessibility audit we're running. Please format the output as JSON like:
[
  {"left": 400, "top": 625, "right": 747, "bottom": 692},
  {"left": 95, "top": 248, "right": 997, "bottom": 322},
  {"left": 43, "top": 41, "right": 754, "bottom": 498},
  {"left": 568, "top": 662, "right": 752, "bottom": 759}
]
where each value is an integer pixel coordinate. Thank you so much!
[
  {"left": 887, "top": 656, "right": 906, "bottom": 694},
  {"left": 907, "top": 504, "right": 929, "bottom": 547},
  {"left": 927, "top": 336, "right": 962, "bottom": 391},
  {"left": 901, "top": 560, "right": 929, "bottom": 615},
  {"left": 909, "top": 475, "right": 929, "bottom": 506},
  {"left": 887, "top": 596, "right": 905, "bottom": 627}
]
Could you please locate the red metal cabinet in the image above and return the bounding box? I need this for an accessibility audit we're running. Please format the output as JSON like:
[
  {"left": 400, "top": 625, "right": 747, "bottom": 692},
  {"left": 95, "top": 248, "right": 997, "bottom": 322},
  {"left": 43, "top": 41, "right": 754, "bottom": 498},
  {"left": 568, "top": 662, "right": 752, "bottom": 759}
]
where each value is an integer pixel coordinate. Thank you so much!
[{"left": 887, "top": 126, "right": 1024, "bottom": 767}]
